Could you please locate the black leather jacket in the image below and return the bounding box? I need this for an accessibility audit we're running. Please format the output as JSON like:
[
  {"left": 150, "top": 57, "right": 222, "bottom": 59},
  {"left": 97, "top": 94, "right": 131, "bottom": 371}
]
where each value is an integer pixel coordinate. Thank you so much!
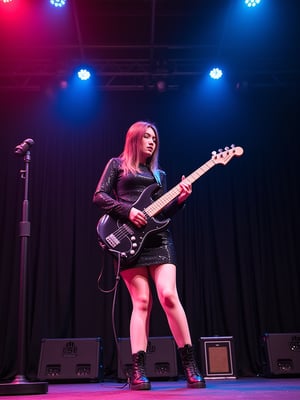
[{"left": 93, "top": 157, "right": 182, "bottom": 221}]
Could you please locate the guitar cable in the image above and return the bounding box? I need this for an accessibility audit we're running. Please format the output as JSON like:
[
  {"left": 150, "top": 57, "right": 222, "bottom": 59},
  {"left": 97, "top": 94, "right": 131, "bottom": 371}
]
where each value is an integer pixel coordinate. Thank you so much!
[{"left": 97, "top": 252, "right": 131, "bottom": 388}]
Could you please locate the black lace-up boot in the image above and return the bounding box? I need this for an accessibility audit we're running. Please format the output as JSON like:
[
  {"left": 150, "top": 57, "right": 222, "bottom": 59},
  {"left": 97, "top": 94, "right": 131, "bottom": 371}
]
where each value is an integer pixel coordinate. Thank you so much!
[
  {"left": 178, "top": 344, "right": 206, "bottom": 388},
  {"left": 130, "top": 351, "right": 151, "bottom": 390}
]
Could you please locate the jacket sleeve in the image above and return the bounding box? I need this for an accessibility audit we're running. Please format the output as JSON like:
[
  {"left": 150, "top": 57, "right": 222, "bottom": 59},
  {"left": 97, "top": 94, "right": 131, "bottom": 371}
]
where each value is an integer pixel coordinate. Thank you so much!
[{"left": 93, "top": 158, "right": 132, "bottom": 219}]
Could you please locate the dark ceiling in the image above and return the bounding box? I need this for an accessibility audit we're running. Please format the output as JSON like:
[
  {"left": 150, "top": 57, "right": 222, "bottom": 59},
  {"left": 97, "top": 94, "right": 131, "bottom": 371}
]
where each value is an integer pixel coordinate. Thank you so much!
[{"left": 0, "top": 0, "right": 299, "bottom": 91}]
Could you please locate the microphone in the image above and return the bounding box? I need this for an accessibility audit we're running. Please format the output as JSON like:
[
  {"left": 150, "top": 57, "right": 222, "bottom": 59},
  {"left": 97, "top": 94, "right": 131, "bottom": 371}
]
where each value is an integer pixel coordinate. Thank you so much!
[{"left": 14, "top": 138, "right": 35, "bottom": 156}]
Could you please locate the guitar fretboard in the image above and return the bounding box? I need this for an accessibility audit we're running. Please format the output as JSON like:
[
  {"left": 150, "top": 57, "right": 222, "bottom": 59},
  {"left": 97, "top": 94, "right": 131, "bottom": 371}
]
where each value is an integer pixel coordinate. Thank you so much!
[{"left": 145, "top": 158, "right": 216, "bottom": 217}]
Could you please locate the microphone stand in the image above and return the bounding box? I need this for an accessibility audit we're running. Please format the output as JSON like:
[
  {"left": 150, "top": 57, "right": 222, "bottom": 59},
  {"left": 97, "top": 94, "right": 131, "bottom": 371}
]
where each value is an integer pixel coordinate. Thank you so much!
[{"left": 0, "top": 149, "right": 48, "bottom": 395}]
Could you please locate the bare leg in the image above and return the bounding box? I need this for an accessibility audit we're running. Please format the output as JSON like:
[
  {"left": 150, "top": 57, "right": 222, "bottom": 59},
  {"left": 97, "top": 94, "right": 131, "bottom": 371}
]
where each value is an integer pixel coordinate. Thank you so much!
[
  {"left": 121, "top": 266, "right": 153, "bottom": 353},
  {"left": 149, "top": 263, "right": 191, "bottom": 347},
  {"left": 150, "top": 263, "right": 206, "bottom": 388}
]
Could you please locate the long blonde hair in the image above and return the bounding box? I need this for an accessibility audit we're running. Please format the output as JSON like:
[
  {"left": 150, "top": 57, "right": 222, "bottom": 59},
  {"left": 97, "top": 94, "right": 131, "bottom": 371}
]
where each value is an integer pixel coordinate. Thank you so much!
[{"left": 120, "top": 121, "right": 160, "bottom": 180}]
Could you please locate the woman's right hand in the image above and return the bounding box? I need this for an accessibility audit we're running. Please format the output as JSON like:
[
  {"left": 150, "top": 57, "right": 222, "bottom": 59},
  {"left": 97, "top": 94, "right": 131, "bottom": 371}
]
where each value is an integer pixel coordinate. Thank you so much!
[{"left": 129, "top": 207, "right": 147, "bottom": 228}]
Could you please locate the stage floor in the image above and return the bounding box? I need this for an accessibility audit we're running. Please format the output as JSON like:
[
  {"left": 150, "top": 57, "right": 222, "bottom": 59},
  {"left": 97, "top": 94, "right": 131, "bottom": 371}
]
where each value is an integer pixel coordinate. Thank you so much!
[{"left": 1, "top": 377, "right": 300, "bottom": 399}]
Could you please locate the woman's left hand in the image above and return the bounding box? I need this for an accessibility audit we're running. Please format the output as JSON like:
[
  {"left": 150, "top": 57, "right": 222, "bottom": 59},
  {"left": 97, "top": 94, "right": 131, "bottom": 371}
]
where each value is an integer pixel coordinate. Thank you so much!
[{"left": 178, "top": 175, "right": 192, "bottom": 204}]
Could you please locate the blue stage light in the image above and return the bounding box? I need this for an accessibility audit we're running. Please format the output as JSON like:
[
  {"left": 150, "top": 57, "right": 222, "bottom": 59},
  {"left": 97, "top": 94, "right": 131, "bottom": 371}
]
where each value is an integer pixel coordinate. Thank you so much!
[
  {"left": 245, "top": 0, "right": 261, "bottom": 7},
  {"left": 50, "top": 0, "right": 66, "bottom": 8},
  {"left": 209, "top": 68, "right": 223, "bottom": 80},
  {"left": 77, "top": 69, "right": 91, "bottom": 81}
]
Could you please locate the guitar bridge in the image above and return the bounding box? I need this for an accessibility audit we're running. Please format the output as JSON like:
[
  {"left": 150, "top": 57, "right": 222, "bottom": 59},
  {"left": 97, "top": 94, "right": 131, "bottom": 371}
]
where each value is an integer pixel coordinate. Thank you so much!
[{"left": 106, "top": 233, "right": 120, "bottom": 248}]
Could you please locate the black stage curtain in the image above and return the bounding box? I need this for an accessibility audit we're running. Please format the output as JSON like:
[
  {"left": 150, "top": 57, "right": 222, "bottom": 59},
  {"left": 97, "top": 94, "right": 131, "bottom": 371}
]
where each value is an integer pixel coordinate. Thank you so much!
[{"left": 0, "top": 87, "right": 299, "bottom": 380}]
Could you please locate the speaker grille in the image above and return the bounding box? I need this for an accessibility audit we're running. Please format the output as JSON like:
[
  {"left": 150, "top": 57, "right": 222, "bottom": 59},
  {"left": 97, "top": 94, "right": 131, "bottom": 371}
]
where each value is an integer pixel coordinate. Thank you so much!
[{"left": 199, "top": 336, "right": 237, "bottom": 379}]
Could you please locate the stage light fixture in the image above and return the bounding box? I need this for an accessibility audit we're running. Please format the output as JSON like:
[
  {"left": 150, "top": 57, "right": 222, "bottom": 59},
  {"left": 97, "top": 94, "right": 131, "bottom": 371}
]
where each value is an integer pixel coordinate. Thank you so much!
[
  {"left": 209, "top": 68, "right": 223, "bottom": 80},
  {"left": 1, "top": 0, "right": 13, "bottom": 3},
  {"left": 245, "top": 0, "right": 261, "bottom": 7},
  {"left": 50, "top": 0, "right": 66, "bottom": 8},
  {"left": 77, "top": 68, "right": 91, "bottom": 81}
]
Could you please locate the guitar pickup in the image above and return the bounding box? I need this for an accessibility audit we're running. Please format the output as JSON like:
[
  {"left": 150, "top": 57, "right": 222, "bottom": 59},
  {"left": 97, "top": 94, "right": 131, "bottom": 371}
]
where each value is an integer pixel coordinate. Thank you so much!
[{"left": 106, "top": 234, "right": 120, "bottom": 248}]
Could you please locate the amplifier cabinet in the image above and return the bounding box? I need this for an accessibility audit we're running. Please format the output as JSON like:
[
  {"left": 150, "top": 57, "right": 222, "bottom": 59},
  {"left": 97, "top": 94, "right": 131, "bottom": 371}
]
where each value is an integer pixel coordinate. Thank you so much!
[
  {"left": 117, "top": 336, "right": 178, "bottom": 380},
  {"left": 262, "top": 333, "right": 300, "bottom": 376},
  {"left": 37, "top": 337, "right": 103, "bottom": 382}
]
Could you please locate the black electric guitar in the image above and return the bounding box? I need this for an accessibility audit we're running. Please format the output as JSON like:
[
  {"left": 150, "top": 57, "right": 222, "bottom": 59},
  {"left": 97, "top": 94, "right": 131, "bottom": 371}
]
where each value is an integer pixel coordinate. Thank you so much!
[{"left": 96, "top": 145, "right": 244, "bottom": 262}]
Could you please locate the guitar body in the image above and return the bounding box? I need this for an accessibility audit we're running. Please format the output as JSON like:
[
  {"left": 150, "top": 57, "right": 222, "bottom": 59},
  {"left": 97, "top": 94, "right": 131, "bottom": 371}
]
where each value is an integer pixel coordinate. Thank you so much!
[{"left": 96, "top": 183, "right": 170, "bottom": 262}]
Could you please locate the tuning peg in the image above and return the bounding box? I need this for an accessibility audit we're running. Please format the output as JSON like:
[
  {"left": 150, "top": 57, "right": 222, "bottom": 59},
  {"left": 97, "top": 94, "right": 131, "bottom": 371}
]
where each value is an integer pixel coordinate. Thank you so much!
[
  {"left": 224, "top": 146, "right": 230, "bottom": 151},
  {"left": 218, "top": 148, "right": 223, "bottom": 153},
  {"left": 211, "top": 150, "right": 217, "bottom": 156},
  {"left": 230, "top": 144, "right": 235, "bottom": 149}
]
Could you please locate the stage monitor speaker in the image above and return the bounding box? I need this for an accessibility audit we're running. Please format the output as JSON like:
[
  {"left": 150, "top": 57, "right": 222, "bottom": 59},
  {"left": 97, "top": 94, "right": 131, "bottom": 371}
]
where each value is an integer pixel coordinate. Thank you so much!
[
  {"left": 37, "top": 337, "right": 103, "bottom": 382},
  {"left": 199, "top": 336, "right": 237, "bottom": 379},
  {"left": 262, "top": 333, "right": 300, "bottom": 376},
  {"left": 117, "top": 336, "right": 178, "bottom": 381}
]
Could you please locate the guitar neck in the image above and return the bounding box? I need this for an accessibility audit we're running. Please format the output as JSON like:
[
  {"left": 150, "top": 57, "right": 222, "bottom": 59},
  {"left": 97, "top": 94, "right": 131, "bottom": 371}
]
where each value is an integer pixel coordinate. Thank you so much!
[{"left": 145, "top": 158, "right": 216, "bottom": 217}]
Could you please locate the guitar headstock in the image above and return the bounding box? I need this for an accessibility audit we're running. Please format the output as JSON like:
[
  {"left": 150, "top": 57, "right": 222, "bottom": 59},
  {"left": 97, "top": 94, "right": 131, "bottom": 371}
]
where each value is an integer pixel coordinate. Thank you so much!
[{"left": 211, "top": 145, "right": 244, "bottom": 165}]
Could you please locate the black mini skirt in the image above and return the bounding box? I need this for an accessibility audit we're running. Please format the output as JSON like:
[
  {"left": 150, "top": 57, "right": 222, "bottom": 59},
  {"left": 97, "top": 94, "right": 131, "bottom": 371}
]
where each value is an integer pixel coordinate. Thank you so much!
[{"left": 120, "top": 229, "right": 177, "bottom": 270}]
